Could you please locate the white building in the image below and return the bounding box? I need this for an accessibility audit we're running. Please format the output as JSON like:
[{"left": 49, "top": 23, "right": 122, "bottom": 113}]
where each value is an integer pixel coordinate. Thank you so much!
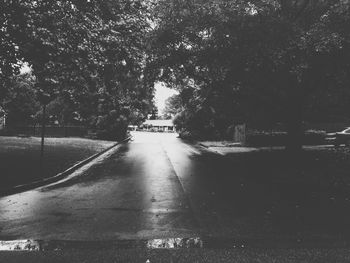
[{"left": 141, "top": 119, "right": 175, "bottom": 132}]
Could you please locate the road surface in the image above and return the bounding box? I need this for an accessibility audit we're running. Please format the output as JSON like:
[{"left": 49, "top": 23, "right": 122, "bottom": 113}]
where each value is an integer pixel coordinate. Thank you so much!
[
  {"left": 0, "top": 132, "right": 265, "bottom": 242},
  {"left": 1, "top": 132, "right": 349, "bottom": 246}
]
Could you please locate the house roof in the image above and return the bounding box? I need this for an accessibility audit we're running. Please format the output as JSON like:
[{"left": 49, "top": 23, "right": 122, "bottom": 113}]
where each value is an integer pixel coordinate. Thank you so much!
[{"left": 143, "top": 119, "right": 174, "bottom": 126}]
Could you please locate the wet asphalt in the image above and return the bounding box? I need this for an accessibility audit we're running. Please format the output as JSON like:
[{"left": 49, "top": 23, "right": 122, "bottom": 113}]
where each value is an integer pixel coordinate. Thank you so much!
[
  {"left": 0, "top": 132, "right": 197, "bottom": 241},
  {"left": 3, "top": 132, "right": 350, "bottom": 261},
  {"left": 1, "top": 131, "right": 349, "bottom": 246},
  {"left": 0, "top": 131, "right": 266, "bottom": 243}
]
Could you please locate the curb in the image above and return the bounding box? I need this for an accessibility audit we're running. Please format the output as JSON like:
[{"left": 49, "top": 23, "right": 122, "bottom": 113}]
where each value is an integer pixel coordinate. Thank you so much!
[
  {"left": 195, "top": 142, "right": 225, "bottom": 156},
  {"left": 3, "top": 236, "right": 350, "bottom": 251},
  {"left": 198, "top": 143, "right": 209, "bottom": 148},
  {"left": 0, "top": 136, "right": 131, "bottom": 197}
]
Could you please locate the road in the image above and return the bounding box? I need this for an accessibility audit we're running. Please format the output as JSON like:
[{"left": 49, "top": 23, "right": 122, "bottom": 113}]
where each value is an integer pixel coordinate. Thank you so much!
[
  {"left": 0, "top": 132, "right": 264, "bottom": 243},
  {"left": 0, "top": 132, "right": 349, "bottom": 247}
]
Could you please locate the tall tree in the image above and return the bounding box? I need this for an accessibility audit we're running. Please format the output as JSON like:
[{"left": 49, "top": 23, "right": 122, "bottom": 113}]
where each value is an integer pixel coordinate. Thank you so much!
[
  {"left": 1, "top": 0, "right": 155, "bottom": 139},
  {"left": 148, "top": 0, "right": 350, "bottom": 148},
  {"left": 162, "top": 94, "right": 182, "bottom": 119}
]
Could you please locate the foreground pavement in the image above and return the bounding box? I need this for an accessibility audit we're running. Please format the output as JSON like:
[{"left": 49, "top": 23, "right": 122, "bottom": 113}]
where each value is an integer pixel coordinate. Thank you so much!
[
  {"left": 2, "top": 132, "right": 350, "bottom": 261},
  {"left": 2, "top": 248, "right": 350, "bottom": 263},
  {"left": 0, "top": 132, "right": 199, "bottom": 241},
  {"left": 0, "top": 132, "right": 303, "bottom": 241}
]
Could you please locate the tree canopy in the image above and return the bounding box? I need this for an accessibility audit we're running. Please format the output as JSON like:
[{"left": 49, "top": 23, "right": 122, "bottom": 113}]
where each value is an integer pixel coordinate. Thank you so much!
[
  {"left": 162, "top": 94, "right": 182, "bottom": 119},
  {"left": 147, "top": 0, "right": 350, "bottom": 145},
  {"left": 1, "top": 0, "right": 155, "bottom": 139},
  {"left": 0, "top": 72, "right": 39, "bottom": 126},
  {"left": 2, "top": 0, "right": 350, "bottom": 143}
]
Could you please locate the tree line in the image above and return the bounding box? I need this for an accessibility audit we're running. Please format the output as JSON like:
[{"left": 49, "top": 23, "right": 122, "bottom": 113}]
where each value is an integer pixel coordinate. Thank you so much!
[
  {"left": 151, "top": 0, "right": 350, "bottom": 150},
  {"left": 1, "top": 0, "right": 350, "bottom": 146},
  {"left": 1, "top": 0, "right": 155, "bottom": 140}
]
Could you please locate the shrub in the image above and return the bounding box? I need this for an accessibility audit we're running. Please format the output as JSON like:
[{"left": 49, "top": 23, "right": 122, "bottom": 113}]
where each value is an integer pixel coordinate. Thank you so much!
[
  {"left": 95, "top": 127, "right": 127, "bottom": 141},
  {"left": 178, "top": 130, "right": 198, "bottom": 141}
]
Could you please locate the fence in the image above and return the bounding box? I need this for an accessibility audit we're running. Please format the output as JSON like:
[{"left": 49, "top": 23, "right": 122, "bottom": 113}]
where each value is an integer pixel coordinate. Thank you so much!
[{"left": 5, "top": 126, "right": 87, "bottom": 137}]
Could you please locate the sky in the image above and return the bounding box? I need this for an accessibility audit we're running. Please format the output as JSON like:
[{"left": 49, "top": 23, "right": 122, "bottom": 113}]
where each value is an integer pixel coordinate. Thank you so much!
[{"left": 154, "top": 82, "right": 178, "bottom": 114}]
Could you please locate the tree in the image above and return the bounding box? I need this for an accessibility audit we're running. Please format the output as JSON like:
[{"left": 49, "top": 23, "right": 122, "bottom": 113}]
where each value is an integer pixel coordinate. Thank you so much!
[
  {"left": 148, "top": 0, "right": 350, "bottom": 148},
  {"left": 0, "top": 72, "right": 39, "bottom": 126},
  {"left": 149, "top": 106, "right": 158, "bottom": 120},
  {"left": 1, "top": 0, "right": 155, "bottom": 140},
  {"left": 45, "top": 94, "right": 80, "bottom": 126},
  {"left": 162, "top": 94, "right": 182, "bottom": 119}
]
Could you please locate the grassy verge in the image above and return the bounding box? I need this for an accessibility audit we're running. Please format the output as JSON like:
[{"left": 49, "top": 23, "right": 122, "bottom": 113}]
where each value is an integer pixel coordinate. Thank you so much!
[
  {"left": 0, "top": 136, "right": 115, "bottom": 191},
  {"left": 218, "top": 146, "right": 350, "bottom": 238}
]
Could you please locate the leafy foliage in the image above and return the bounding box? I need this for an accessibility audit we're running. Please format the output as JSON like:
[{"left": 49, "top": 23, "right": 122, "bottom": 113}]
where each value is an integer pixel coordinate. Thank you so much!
[
  {"left": 0, "top": 73, "right": 39, "bottom": 126},
  {"left": 148, "top": 0, "right": 350, "bottom": 144},
  {"left": 1, "top": 0, "right": 155, "bottom": 140},
  {"left": 162, "top": 94, "right": 182, "bottom": 119},
  {"left": 2, "top": 0, "right": 350, "bottom": 143}
]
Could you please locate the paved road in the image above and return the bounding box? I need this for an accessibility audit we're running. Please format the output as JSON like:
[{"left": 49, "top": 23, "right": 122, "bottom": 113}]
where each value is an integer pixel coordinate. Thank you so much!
[
  {"left": 0, "top": 132, "right": 195, "bottom": 240},
  {"left": 0, "top": 131, "right": 268, "bottom": 242},
  {"left": 1, "top": 132, "right": 349, "bottom": 246}
]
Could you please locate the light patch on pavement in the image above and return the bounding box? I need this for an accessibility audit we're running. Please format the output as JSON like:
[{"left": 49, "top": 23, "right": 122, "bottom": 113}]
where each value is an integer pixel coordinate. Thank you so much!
[
  {"left": 0, "top": 240, "right": 40, "bottom": 251},
  {"left": 0, "top": 238, "right": 203, "bottom": 251},
  {"left": 147, "top": 237, "right": 203, "bottom": 249}
]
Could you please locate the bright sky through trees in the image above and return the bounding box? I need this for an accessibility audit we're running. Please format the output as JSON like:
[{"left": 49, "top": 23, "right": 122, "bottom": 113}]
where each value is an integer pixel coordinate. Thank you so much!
[{"left": 154, "top": 82, "right": 178, "bottom": 113}]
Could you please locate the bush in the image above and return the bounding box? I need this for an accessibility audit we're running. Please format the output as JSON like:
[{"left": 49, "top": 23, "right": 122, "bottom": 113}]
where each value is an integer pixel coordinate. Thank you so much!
[
  {"left": 178, "top": 130, "right": 198, "bottom": 141},
  {"left": 95, "top": 127, "right": 127, "bottom": 141},
  {"left": 93, "top": 112, "right": 129, "bottom": 141}
]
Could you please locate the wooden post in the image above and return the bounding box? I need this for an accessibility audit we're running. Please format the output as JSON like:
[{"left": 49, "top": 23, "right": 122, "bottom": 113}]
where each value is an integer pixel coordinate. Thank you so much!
[
  {"left": 36, "top": 84, "right": 52, "bottom": 175},
  {"left": 40, "top": 104, "right": 46, "bottom": 173}
]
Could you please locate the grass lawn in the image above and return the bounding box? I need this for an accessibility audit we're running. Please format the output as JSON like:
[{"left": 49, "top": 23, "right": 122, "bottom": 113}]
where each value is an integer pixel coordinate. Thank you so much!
[
  {"left": 216, "top": 146, "right": 350, "bottom": 239},
  {"left": 0, "top": 136, "right": 115, "bottom": 191}
]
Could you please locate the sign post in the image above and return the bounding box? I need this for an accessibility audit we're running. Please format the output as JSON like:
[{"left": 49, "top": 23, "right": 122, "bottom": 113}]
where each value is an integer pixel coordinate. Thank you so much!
[{"left": 36, "top": 87, "right": 51, "bottom": 175}]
